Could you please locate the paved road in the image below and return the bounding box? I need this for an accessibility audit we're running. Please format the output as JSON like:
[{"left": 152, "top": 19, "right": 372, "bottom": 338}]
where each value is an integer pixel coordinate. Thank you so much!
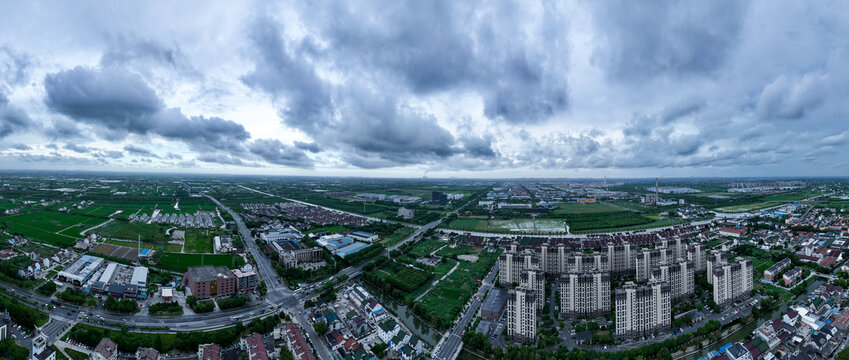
[
  {"left": 207, "top": 195, "right": 334, "bottom": 360},
  {"left": 432, "top": 262, "right": 499, "bottom": 360}
]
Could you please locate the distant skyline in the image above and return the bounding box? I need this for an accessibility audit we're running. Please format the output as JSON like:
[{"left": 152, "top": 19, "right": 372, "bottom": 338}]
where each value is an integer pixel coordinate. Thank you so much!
[{"left": 1, "top": 1, "right": 848, "bottom": 178}]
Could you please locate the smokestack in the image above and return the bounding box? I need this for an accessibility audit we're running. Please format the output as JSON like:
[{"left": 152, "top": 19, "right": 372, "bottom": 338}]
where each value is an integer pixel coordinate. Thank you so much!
[{"left": 655, "top": 177, "right": 659, "bottom": 205}]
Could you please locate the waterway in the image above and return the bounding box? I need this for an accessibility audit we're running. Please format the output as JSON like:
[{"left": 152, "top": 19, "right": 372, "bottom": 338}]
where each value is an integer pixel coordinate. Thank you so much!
[
  {"left": 360, "top": 281, "right": 442, "bottom": 346},
  {"left": 680, "top": 279, "right": 824, "bottom": 360}
]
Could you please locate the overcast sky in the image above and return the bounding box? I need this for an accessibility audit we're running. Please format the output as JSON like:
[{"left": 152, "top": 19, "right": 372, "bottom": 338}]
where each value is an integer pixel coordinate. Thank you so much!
[{"left": 0, "top": 1, "right": 847, "bottom": 178}]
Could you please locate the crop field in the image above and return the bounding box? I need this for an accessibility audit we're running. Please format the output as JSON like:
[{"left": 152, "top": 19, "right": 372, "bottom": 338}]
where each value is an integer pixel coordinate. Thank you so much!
[
  {"left": 156, "top": 253, "right": 244, "bottom": 272},
  {"left": 0, "top": 211, "right": 106, "bottom": 246}
]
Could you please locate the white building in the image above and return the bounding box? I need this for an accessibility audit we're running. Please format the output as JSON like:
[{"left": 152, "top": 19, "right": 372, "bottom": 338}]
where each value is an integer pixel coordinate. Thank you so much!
[
  {"left": 712, "top": 258, "right": 753, "bottom": 306},
  {"left": 615, "top": 281, "right": 671, "bottom": 339},
  {"left": 506, "top": 288, "right": 537, "bottom": 343},
  {"left": 559, "top": 272, "right": 610, "bottom": 317}
]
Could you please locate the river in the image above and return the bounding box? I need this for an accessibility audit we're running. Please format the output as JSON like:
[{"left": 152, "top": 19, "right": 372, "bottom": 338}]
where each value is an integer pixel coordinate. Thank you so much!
[
  {"left": 680, "top": 279, "right": 824, "bottom": 360},
  {"left": 360, "top": 281, "right": 442, "bottom": 346}
]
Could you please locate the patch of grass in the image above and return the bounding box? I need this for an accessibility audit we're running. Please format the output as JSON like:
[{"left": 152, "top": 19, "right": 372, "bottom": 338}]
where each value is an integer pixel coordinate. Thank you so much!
[
  {"left": 66, "top": 349, "right": 88, "bottom": 360},
  {"left": 406, "top": 238, "right": 446, "bottom": 258},
  {"left": 381, "top": 226, "right": 415, "bottom": 247}
]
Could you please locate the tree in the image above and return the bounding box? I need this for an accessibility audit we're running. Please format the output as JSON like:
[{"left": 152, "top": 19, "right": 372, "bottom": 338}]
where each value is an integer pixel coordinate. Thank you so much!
[
  {"left": 186, "top": 295, "right": 198, "bottom": 308},
  {"left": 313, "top": 322, "right": 328, "bottom": 335},
  {"left": 280, "top": 348, "right": 294, "bottom": 360}
]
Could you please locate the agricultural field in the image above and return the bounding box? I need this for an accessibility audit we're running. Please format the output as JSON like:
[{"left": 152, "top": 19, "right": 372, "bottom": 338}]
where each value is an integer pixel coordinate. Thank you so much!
[
  {"left": 0, "top": 211, "right": 106, "bottom": 246},
  {"left": 715, "top": 202, "right": 776, "bottom": 213},
  {"left": 155, "top": 253, "right": 245, "bottom": 272}
]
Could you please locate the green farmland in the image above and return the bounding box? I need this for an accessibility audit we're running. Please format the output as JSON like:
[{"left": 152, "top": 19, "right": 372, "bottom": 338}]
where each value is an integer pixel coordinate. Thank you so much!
[
  {"left": 155, "top": 253, "right": 245, "bottom": 272},
  {"left": 0, "top": 211, "right": 106, "bottom": 246}
]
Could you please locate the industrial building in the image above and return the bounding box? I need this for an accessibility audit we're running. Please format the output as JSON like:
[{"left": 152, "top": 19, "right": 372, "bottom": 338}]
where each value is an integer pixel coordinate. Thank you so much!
[
  {"left": 58, "top": 255, "right": 104, "bottom": 286},
  {"left": 480, "top": 288, "right": 507, "bottom": 321}
]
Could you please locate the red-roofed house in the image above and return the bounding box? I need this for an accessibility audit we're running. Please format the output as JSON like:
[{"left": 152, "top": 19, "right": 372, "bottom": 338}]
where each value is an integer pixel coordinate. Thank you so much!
[{"left": 241, "top": 334, "right": 268, "bottom": 360}]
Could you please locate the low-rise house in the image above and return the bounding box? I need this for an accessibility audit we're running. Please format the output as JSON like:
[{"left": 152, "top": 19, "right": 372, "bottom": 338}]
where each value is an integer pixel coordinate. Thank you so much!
[
  {"left": 377, "top": 319, "right": 399, "bottom": 344},
  {"left": 198, "top": 344, "right": 221, "bottom": 360},
  {"left": 91, "top": 338, "right": 118, "bottom": 360},
  {"left": 136, "top": 348, "right": 160, "bottom": 360}
]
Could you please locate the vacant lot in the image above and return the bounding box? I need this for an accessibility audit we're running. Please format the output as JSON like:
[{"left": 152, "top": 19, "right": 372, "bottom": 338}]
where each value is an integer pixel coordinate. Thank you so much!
[
  {"left": 406, "top": 239, "right": 447, "bottom": 258},
  {"left": 417, "top": 248, "right": 497, "bottom": 328},
  {"left": 91, "top": 244, "right": 139, "bottom": 262}
]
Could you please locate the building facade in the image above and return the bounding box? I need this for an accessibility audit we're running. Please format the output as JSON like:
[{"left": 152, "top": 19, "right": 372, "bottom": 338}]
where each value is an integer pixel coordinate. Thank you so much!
[
  {"left": 650, "top": 260, "right": 694, "bottom": 301},
  {"left": 615, "top": 281, "right": 671, "bottom": 339},
  {"left": 506, "top": 288, "right": 537, "bottom": 343},
  {"left": 687, "top": 243, "right": 706, "bottom": 273},
  {"left": 519, "top": 269, "right": 545, "bottom": 313},
  {"left": 712, "top": 258, "right": 753, "bottom": 306},
  {"left": 182, "top": 266, "right": 237, "bottom": 298},
  {"left": 706, "top": 251, "right": 727, "bottom": 284},
  {"left": 635, "top": 248, "right": 675, "bottom": 282},
  {"left": 559, "top": 272, "right": 610, "bottom": 317}
]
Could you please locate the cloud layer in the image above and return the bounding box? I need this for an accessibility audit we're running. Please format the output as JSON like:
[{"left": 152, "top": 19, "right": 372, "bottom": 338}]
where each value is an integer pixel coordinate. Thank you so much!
[{"left": 0, "top": 0, "right": 847, "bottom": 176}]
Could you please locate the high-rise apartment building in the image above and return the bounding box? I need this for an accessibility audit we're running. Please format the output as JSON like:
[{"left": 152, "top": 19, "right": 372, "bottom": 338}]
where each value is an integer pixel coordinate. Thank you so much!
[
  {"left": 507, "top": 288, "right": 537, "bottom": 343},
  {"left": 712, "top": 258, "right": 753, "bottom": 306},
  {"left": 650, "top": 260, "right": 694, "bottom": 301},
  {"left": 615, "top": 281, "right": 671, "bottom": 339},
  {"left": 559, "top": 272, "right": 611, "bottom": 317}
]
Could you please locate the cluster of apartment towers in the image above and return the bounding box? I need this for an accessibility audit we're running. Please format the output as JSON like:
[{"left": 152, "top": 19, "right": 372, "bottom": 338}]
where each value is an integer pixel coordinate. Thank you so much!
[{"left": 498, "top": 239, "right": 753, "bottom": 343}]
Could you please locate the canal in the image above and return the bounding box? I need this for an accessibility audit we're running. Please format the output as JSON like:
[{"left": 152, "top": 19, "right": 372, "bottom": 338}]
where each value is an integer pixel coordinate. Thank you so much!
[
  {"left": 680, "top": 279, "right": 824, "bottom": 360},
  {"left": 360, "top": 281, "right": 442, "bottom": 346}
]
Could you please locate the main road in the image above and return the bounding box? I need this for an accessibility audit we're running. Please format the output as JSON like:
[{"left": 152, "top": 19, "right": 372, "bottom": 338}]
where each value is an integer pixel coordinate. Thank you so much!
[
  {"left": 206, "top": 195, "right": 335, "bottom": 360},
  {"left": 432, "top": 261, "right": 499, "bottom": 360}
]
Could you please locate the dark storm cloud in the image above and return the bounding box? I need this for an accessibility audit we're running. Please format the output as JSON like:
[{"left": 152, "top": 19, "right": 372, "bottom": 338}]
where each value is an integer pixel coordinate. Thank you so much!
[
  {"left": 8, "top": 143, "right": 30, "bottom": 150},
  {"left": 247, "top": 139, "right": 314, "bottom": 169},
  {"left": 63, "top": 143, "right": 92, "bottom": 153},
  {"left": 0, "top": 92, "right": 33, "bottom": 138},
  {"left": 196, "top": 153, "right": 262, "bottom": 167},
  {"left": 100, "top": 36, "right": 200, "bottom": 79},
  {"left": 242, "top": 17, "right": 512, "bottom": 169},
  {"left": 93, "top": 150, "right": 124, "bottom": 159},
  {"left": 123, "top": 144, "right": 158, "bottom": 158},
  {"left": 293, "top": 141, "right": 320, "bottom": 153},
  {"left": 44, "top": 66, "right": 250, "bottom": 153},
  {"left": 242, "top": 18, "right": 468, "bottom": 167},
  {"left": 460, "top": 136, "right": 497, "bottom": 158},
  {"left": 588, "top": 0, "right": 749, "bottom": 81},
  {"left": 295, "top": 0, "right": 570, "bottom": 124}
]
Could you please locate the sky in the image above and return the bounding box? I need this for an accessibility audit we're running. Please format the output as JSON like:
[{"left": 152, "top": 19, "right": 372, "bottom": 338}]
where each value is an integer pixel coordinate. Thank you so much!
[{"left": 0, "top": 1, "right": 848, "bottom": 178}]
